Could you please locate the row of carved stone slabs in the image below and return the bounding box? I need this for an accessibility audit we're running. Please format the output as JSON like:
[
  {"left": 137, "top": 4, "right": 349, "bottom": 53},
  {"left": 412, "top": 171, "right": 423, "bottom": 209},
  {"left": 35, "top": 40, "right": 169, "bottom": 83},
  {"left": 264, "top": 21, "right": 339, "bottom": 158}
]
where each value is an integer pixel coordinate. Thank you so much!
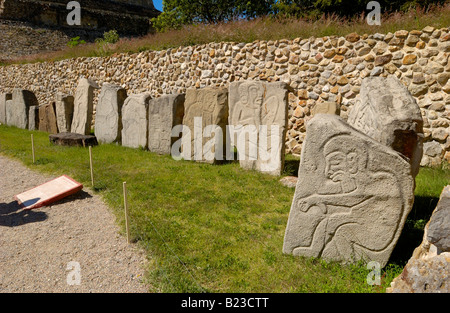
[
  {"left": 0, "top": 79, "right": 291, "bottom": 176},
  {"left": 91, "top": 79, "right": 290, "bottom": 176}
]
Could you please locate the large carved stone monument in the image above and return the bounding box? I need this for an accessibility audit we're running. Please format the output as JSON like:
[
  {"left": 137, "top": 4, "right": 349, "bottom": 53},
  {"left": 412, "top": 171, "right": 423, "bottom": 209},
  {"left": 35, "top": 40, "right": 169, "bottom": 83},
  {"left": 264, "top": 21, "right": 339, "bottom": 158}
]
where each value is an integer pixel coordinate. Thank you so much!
[
  {"left": 229, "top": 81, "right": 289, "bottom": 176},
  {"left": 95, "top": 83, "right": 127, "bottom": 144},
  {"left": 71, "top": 78, "right": 99, "bottom": 135},
  {"left": 283, "top": 114, "right": 415, "bottom": 267},
  {"left": 148, "top": 93, "right": 185, "bottom": 155},
  {"left": 182, "top": 87, "right": 229, "bottom": 163},
  {"left": 121, "top": 93, "right": 152, "bottom": 149},
  {"left": 7, "top": 89, "right": 38, "bottom": 129},
  {"left": 347, "top": 76, "right": 423, "bottom": 177}
]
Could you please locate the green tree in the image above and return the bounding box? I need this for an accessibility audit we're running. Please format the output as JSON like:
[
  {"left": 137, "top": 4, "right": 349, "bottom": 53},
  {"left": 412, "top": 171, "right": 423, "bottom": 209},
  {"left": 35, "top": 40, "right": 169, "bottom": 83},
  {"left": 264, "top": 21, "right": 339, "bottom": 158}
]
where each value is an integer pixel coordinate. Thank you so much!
[{"left": 151, "top": 0, "right": 276, "bottom": 31}]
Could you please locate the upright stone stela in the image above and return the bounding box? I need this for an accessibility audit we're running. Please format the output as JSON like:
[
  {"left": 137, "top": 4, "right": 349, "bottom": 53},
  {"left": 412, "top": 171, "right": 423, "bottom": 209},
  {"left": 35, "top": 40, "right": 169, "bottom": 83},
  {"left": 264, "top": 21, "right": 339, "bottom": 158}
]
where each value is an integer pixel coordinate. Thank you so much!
[
  {"left": 283, "top": 114, "right": 415, "bottom": 267},
  {"left": 7, "top": 89, "right": 38, "bottom": 129},
  {"left": 229, "top": 81, "right": 289, "bottom": 176},
  {"left": 71, "top": 78, "right": 99, "bottom": 135},
  {"left": 55, "top": 93, "right": 74, "bottom": 133},
  {"left": 0, "top": 93, "right": 12, "bottom": 124},
  {"left": 347, "top": 76, "right": 424, "bottom": 177},
  {"left": 95, "top": 83, "right": 127, "bottom": 144},
  {"left": 121, "top": 93, "right": 152, "bottom": 149},
  {"left": 148, "top": 93, "right": 185, "bottom": 155},
  {"left": 182, "top": 87, "right": 229, "bottom": 164}
]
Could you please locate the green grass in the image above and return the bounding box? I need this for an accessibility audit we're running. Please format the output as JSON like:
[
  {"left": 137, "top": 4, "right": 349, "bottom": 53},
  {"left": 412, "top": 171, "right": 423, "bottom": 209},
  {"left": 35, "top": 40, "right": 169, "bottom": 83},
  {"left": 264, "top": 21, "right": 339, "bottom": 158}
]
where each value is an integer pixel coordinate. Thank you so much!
[{"left": 0, "top": 125, "right": 448, "bottom": 292}]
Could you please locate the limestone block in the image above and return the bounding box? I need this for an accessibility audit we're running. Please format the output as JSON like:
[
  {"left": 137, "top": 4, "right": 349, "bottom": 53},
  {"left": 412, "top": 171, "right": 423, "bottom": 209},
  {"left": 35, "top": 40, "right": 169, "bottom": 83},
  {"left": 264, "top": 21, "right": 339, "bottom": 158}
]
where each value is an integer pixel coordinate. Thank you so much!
[
  {"left": 39, "top": 102, "right": 58, "bottom": 134},
  {"left": 387, "top": 186, "right": 450, "bottom": 293},
  {"left": 229, "top": 81, "right": 289, "bottom": 175},
  {"left": 0, "top": 93, "right": 12, "bottom": 124},
  {"left": 95, "top": 83, "right": 127, "bottom": 144},
  {"left": 283, "top": 114, "right": 415, "bottom": 268},
  {"left": 28, "top": 105, "right": 39, "bottom": 131},
  {"left": 71, "top": 78, "right": 99, "bottom": 135},
  {"left": 49, "top": 133, "right": 98, "bottom": 147},
  {"left": 312, "top": 101, "right": 340, "bottom": 116},
  {"left": 427, "top": 185, "right": 450, "bottom": 252},
  {"left": 5, "top": 100, "right": 13, "bottom": 125},
  {"left": 8, "top": 89, "right": 39, "bottom": 129},
  {"left": 121, "top": 93, "right": 151, "bottom": 149},
  {"left": 182, "top": 87, "right": 229, "bottom": 164},
  {"left": 55, "top": 93, "right": 74, "bottom": 133},
  {"left": 148, "top": 93, "right": 185, "bottom": 155},
  {"left": 348, "top": 76, "right": 423, "bottom": 177}
]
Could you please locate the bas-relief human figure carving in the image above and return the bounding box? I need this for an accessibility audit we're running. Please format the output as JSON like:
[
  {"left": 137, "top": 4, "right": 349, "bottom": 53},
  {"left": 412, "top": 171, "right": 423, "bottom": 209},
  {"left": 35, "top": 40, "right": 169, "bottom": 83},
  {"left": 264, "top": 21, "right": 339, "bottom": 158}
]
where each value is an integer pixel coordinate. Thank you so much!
[
  {"left": 229, "top": 81, "right": 288, "bottom": 175},
  {"left": 95, "top": 83, "right": 127, "bottom": 144},
  {"left": 183, "top": 87, "right": 228, "bottom": 163},
  {"left": 283, "top": 115, "right": 414, "bottom": 267}
]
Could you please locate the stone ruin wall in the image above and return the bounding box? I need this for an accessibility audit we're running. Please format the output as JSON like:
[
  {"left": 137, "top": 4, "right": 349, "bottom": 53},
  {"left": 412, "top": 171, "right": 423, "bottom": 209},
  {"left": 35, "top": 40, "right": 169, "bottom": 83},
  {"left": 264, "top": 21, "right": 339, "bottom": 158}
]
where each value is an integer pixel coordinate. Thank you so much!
[
  {"left": 0, "top": 26, "right": 449, "bottom": 167},
  {"left": 0, "top": 0, "right": 159, "bottom": 36}
]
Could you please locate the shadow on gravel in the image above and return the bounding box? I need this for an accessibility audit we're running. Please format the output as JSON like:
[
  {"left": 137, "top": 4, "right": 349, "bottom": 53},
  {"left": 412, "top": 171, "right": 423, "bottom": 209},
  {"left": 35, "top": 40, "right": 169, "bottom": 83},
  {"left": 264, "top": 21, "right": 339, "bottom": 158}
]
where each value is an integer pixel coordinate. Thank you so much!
[
  {"left": 0, "top": 190, "right": 92, "bottom": 227},
  {"left": 0, "top": 201, "right": 47, "bottom": 227}
]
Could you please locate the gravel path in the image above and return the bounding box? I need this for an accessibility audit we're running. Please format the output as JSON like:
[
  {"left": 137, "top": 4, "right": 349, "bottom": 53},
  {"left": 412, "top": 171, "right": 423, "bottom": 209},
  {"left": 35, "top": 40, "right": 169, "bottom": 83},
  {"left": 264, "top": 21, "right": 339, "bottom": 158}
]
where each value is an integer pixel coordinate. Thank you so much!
[{"left": 0, "top": 154, "right": 149, "bottom": 293}]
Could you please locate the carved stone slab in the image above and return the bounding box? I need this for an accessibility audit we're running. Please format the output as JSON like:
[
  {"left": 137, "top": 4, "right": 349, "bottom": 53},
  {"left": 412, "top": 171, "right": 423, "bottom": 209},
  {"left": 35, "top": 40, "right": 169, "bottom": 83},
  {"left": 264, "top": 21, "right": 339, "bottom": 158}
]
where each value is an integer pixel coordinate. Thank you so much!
[
  {"left": 148, "top": 93, "right": 185, "bottom": 155},
  {"left": 347, "top": 76, "right": 423, "bottom": 177},
  {"left": 283, "top": 114, "right": 415, "bottom": 267},
  {"left": 39, "top": 102, "right": 59, "bottom": 134},
  {"left": 0, "top": 93, "right": 12, "bottom": 124},
  {"left": 28, "top": 105, "right": 40, "bottom": 131},
  {"left": 55, "top": 93, "right": 74, "bottom": 133},
  {"left": 229, "top": 81, "right": 288, "bottom": 176},
  {"left": 95, "top": 83, "right": 127, "bottom": 144},
  {"left": 71, "top": 78, "right": 99, "bottom": 135},
  {"left": 8, "top": 89, "right": 39, "bottom": 129},
  {"left": 121, "top": 93, "right": 151, "bottom": 149},
  {"left": 182, "top": 87, "right": 229, "bottom": 164}
]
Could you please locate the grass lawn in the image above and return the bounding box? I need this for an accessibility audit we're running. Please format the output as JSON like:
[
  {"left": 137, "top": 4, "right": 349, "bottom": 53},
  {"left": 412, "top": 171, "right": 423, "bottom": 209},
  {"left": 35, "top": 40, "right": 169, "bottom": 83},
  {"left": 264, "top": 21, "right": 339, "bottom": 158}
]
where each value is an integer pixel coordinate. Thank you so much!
[{"left": 0, "top": 125, "right": 448, "bottom": 292}]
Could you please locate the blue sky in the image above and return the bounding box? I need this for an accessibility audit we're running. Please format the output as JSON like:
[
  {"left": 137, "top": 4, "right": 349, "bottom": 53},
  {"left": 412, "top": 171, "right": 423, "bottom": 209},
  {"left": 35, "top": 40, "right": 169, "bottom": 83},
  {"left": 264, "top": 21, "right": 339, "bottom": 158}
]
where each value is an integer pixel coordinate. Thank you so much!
[{"left": 154, "top": 0, "right": 163, "bottom": 11}]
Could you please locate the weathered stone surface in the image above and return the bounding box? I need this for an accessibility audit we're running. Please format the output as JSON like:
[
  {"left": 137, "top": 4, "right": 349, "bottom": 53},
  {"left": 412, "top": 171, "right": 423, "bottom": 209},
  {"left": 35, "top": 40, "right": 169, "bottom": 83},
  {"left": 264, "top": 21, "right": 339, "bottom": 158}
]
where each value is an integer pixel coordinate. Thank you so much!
[
  {"left": 7, "top": 89, "right": 38, "bottom": 129},
  {"left": 348, "top": 76, "right": 423, "bottom": 177},
  {"left": 39, "top": 102, "right": 58, "bottom": 134},
  {"left": 71, "top": 78, "right": 99, "bottom": 135},
  {"left": 387, "top": 186, "right": 450, "bottom": 293},
  {"left": 312, "top": 101, "right": 340, "bottom": 116},
  {"left": 28, "top": 105, "right": 39, "bottom": 131},
  {"left": 55, "top": 93, "right": 74, "bottom": 133},
  {"left": 95, "top": 83, "right": 127, "bottom": 144},
  {"left": 229, "top": 81, "right": 288, "bottom": 175},
  {"left": 0, "top": 93, "right": 12, "bottom": 124},
  {"left": 121, "top": 93, "right": 151, "bottom": 149},
  {"left": 427, "top": 186, "right": 450, "bottom": 252},
  {"left": 182, "top": 87, "right": 229, "bottom": 164},
  {"left": 283, "top": 114, "right": 414, "bottom": 267},
  {"left": 49, "top": 132, "right": 98, "bottom": 147},
  {"left": 5, "top": 99, "right": 13, "bottom": 125},
  {"left": 148, "top": 93, "right": 185, "bottom": 155}
]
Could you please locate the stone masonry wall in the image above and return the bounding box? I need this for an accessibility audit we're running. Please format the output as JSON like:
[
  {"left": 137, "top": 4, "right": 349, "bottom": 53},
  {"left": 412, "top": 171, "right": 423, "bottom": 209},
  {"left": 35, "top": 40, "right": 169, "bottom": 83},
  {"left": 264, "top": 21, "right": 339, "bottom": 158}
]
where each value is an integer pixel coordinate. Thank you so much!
[{"left": 0, "top": 26, "right": 449, "bottom": 166}]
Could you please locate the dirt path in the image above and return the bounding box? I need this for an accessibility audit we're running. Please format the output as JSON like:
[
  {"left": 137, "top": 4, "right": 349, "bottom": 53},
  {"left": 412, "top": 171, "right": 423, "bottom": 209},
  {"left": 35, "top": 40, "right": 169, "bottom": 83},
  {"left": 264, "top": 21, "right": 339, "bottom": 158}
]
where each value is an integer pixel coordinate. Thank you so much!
[{"left": 0, "top": 154, "right": 149, "bottom": 293}]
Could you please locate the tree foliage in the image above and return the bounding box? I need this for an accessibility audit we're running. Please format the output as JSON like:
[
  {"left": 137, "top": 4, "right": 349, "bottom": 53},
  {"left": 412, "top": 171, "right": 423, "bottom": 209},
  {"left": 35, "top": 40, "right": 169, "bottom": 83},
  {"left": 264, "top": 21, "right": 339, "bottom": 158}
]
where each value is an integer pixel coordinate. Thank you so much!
[
  {"left": 151, "top": 0, "right": 276, "bottom": 31},
  {"left": 151, "top": 0, "right": 449, "bottom": 32}
]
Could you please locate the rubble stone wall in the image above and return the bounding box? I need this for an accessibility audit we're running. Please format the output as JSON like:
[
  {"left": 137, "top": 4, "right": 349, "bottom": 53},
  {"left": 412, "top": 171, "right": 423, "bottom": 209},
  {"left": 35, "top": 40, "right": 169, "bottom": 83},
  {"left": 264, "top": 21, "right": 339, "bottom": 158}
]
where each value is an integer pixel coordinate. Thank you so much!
[{"left": 0, "top": 26, "right": 449, "bottom": 166}]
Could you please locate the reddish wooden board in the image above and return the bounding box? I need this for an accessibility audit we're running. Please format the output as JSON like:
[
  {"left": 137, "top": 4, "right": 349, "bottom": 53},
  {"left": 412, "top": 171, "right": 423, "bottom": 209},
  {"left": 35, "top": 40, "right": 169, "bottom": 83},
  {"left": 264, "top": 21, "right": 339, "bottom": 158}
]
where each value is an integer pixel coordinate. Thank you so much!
[{"left": 14, "top": 175, "right": 83, "bottom": 210}]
